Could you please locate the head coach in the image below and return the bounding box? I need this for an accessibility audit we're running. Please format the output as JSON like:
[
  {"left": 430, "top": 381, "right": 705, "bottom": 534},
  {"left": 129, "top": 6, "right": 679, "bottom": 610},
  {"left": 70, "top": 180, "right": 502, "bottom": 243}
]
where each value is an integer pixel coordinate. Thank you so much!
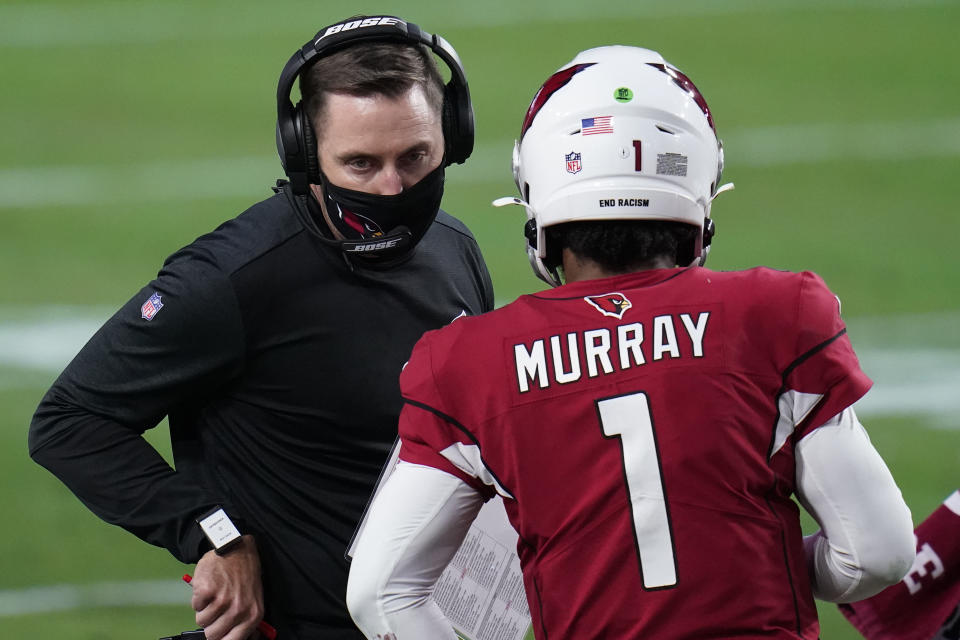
[{"left": 29, "top": 14, "right": 493, "bottom": 640}]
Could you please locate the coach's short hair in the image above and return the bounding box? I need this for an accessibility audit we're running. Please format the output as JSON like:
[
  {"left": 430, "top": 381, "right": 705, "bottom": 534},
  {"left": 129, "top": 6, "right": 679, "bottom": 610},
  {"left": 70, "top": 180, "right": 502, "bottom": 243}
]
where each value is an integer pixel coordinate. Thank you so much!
[{"left": 299, "top": 41, "right": 445, "bottom": 135}]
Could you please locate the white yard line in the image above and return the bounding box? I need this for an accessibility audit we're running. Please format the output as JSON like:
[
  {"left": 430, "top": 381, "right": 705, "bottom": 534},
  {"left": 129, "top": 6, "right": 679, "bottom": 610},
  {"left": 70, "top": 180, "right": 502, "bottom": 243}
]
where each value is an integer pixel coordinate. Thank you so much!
[
  {"left": 2, "top": 306, "right": 958, "bottom": 424},
  {"left": 0, "top": 0, "right": 949, "bottom": 48},
  {"left": 854, "top": 347, "right": 960, "bottom": 420},
  {"left": 0, "top": 156, "right": 277, "bottom": 209},
  {"left": 727, "top": 118, "right": 960, "bottom": 166},
  {"left": 2, "top": 118, "right": 960, "bottom": 209},
  {"left": 0, "top": 580, "right": 187, "bottom": 616},
  {"left": 0, "top": 314, "right": 107, "bottom": 371}
]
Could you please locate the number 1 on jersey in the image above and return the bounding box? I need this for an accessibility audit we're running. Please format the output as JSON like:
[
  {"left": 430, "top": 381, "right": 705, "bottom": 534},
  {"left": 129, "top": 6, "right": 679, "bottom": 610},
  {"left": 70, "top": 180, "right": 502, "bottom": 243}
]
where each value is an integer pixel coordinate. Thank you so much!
[{"left": 597, "top": 392, "right": 678, "bottom": 589}]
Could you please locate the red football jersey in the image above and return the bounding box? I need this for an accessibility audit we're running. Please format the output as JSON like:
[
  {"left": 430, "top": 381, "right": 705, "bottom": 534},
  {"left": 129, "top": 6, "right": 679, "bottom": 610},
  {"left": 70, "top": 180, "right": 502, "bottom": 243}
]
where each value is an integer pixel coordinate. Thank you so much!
[
  {"left": 839, "top": 490, "right": 960, "bottom": 640},
  {"left": 398, "top": 266, "right": 872, "bottom": 639}
]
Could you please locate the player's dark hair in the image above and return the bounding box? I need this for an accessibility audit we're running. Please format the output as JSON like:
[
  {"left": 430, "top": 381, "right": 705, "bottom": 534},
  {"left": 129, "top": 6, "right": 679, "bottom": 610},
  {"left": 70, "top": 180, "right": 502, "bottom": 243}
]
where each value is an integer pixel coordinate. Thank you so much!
[
  {"left": 299, "top": 41, "right": 445, "bottom": 136},
  {"left": 545, "top": 220, "right": 699, "bottom": 273}
]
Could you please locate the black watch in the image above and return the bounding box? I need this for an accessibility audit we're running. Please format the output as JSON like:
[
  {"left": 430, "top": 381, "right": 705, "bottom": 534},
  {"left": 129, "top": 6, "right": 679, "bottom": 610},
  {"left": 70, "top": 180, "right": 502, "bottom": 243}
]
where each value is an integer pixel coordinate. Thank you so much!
[{"left": 197, "top": 507, "right": 243, "bottom": 555}]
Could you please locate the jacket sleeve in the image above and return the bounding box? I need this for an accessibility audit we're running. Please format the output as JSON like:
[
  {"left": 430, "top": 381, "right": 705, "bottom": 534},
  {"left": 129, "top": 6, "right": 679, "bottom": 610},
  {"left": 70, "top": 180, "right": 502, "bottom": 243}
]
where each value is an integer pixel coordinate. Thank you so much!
[{"left": 28, "top": 249, "right": 246, "bottom": 563}]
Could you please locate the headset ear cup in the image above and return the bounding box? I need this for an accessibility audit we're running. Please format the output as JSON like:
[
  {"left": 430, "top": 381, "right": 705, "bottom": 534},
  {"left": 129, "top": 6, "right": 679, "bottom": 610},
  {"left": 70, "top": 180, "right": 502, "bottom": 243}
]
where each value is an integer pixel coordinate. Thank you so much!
[
  {"left": 441, "top": 83, "right": 459, "bottom": 164},
  {"left": 441, "top": 81, "right": 474, "bottom": 165},
  {"left": 297, "top": 105, "right": 322, "bottom": 185}
]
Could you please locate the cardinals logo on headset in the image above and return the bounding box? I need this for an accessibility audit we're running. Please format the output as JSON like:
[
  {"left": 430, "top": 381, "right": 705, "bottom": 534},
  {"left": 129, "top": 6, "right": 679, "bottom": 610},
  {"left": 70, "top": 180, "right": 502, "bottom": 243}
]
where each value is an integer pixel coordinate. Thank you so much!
[{"left": 585, "top": 293, "right": 632, "bottom": 319}]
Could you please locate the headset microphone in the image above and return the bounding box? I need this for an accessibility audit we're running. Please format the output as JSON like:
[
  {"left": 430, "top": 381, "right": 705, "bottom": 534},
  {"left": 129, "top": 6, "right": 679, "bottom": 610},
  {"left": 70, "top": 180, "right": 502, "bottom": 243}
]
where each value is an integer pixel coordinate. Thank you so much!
[
  {"left": 291, "top": 190, "right": 416, "bottom": 262},
  {"left": 336, "top": 227, "right": 412, "bottom": 255}
]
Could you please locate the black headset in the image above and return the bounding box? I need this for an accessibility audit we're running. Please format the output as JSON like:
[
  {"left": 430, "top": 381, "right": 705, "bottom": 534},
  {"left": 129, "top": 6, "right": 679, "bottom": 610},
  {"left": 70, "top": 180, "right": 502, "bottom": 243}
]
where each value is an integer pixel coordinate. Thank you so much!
[{"left": 276, "top": 15, "right": 475, "bottom": 196}]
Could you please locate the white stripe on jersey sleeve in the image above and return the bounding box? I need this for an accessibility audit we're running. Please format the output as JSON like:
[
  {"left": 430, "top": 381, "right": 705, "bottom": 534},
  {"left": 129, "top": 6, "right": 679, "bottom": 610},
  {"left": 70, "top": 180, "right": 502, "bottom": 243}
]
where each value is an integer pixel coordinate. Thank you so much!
[
  {"left": 771, "top": 389, "right": 824, "bottom": 458},
  {"left": 945, "top": 490, "right": 960, "bottom": 516},
  {"left": 440, "top": 443, "right": 514, "bottom": 500}
]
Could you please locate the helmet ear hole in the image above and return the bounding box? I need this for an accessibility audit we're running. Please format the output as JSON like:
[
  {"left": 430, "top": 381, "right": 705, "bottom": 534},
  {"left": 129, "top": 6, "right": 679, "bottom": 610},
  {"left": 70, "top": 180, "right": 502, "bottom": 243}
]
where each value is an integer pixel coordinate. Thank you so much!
[
  {"left": 703, "top": 217, "right": 716, "bottom": 247},
  {"left": 524, "top": 218, "right": 538, "bottom": 250},
  {"left": 542, "top": 224, "right": 565, "bottom": 273}
]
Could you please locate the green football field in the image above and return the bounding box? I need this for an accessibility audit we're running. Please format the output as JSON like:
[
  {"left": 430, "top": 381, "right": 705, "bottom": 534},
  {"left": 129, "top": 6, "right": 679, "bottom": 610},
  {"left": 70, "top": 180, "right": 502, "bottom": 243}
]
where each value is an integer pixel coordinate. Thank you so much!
[{"left": 1, "top": 1, "right": 957, "bottom": 638}]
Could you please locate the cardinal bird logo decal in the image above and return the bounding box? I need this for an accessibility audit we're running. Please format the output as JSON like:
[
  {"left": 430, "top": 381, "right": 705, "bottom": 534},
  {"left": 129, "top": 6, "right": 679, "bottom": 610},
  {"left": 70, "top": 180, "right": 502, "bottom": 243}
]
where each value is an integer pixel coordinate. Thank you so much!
[{"left": 584, "top": 293, "right": 632, "bottom": 319}]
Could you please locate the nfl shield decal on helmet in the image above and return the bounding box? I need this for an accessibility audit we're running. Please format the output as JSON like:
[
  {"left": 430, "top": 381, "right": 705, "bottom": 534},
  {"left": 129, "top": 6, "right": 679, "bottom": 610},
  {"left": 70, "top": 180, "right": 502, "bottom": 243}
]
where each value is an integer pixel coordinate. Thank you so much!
[
  {"left": 585, "top": 293, "right": 632, "bottom": 319},
  {"left": 566, "top": 151, "right": 582, "bottom": 174},
  {"left": 141, "top": 292, "right": 164, "bottom": 321}
]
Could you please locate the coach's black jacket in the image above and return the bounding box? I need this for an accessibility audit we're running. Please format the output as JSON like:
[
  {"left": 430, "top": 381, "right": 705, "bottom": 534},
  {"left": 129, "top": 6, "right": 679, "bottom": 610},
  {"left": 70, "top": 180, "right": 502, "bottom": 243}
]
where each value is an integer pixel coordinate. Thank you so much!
[{"left": 29, "top": 182, "right": 494, "bottom": 639}]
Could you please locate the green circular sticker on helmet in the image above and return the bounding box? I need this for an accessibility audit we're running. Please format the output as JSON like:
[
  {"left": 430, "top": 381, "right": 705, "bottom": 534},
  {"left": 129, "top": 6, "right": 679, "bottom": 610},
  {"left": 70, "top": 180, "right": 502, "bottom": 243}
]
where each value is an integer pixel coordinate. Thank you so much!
[{"left": 614, "top": 87, "right": 633, "bottom": 103}]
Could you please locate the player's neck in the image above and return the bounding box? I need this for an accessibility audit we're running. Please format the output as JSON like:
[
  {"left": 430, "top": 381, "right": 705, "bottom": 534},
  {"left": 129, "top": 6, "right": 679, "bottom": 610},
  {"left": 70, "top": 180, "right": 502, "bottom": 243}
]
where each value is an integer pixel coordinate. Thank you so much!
[{"left": 561, "top": 249, "right": 675, "bottom": 284}]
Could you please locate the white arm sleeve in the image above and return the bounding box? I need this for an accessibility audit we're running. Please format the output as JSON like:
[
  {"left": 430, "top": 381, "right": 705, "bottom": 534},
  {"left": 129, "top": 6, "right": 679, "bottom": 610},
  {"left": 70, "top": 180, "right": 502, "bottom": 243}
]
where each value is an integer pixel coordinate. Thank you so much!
[
  {"left": 795, "top": 407, "right": 915, "bottom": 603},
  {"left": 346, "top": 461, "right": 485, "bottom": 639}
]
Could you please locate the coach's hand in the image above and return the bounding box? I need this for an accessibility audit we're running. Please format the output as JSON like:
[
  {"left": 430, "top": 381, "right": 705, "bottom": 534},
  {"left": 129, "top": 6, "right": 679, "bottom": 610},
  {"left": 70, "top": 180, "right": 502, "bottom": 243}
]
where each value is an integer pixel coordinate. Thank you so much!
[{"left": 191, "top": 535, "right": 265, "bottom": 640}]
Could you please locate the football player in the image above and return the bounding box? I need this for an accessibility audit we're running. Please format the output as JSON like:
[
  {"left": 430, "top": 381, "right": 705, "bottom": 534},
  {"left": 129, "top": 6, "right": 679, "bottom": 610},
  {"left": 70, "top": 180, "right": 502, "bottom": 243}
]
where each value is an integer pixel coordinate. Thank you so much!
[{"left": 346, "top": 46, "right": 915, "bottom": 638}]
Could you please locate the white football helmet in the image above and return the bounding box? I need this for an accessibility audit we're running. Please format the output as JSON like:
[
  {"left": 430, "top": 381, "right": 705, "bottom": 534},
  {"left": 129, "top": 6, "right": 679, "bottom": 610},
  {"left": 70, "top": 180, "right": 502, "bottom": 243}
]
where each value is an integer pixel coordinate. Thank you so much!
[{"left": 495, "top": 45, "right": 732, "bottom": 287}]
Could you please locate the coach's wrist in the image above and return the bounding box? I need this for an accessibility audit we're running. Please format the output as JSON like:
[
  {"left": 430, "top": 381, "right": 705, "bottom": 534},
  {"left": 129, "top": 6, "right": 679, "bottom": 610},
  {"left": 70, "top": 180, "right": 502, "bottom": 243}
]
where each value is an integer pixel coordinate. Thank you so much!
[{"left": 197, "top": 506, "right": 247, "bottom": 556}]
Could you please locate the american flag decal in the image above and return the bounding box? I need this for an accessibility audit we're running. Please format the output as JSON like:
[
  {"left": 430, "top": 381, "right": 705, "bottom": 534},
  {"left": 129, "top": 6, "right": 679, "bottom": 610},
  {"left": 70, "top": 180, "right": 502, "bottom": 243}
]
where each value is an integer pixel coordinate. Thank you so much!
[{"left": 581, "top": 116, "right": 613, "bottom": 135}]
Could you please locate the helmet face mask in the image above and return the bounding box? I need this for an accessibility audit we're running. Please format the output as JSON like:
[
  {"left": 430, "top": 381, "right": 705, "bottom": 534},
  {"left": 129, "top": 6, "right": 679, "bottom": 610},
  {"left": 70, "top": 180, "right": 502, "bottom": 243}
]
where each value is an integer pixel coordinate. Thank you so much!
[{"left": 503, "top": 46, "right": 731, "bottom": 287}]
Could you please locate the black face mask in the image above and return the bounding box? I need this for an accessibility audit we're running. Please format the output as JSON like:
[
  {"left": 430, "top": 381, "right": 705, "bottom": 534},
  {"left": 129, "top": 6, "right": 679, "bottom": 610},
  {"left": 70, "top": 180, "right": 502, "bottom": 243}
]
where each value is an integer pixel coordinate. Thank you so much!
[{"left": 318, "top": 163, "right": 445, "bottom": 259}]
